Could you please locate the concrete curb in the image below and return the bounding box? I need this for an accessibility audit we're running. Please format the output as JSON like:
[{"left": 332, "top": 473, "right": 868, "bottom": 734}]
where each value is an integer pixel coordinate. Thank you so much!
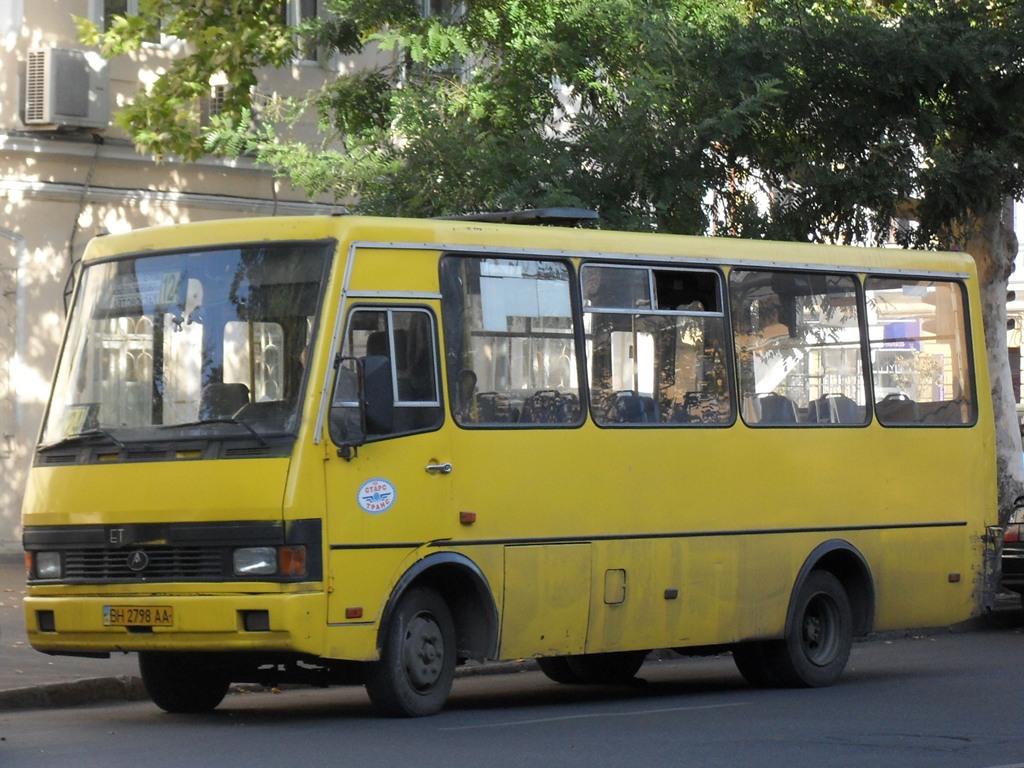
[
  {"left": 0, "top": 675, "right": 148, "bottom": 712},
  {"left": 0, "top": 659, "right": 539, "bottom": 712}
]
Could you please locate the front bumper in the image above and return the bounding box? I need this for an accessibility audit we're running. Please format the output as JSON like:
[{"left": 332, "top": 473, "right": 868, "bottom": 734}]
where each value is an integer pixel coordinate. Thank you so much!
[{"left": 24, "top": 591, "right": 327, "bottom": 658}]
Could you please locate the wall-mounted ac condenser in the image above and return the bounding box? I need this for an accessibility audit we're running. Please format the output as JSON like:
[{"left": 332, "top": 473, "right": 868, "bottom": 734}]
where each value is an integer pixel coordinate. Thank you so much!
[{"left": 24, "top": 48, "right": 110, "bottom": 130}]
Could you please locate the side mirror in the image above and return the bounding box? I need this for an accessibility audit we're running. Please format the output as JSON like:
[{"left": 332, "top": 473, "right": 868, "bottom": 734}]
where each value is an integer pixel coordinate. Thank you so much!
[{"left": 330, "top": 355, "right": 394, "bottom": 458}]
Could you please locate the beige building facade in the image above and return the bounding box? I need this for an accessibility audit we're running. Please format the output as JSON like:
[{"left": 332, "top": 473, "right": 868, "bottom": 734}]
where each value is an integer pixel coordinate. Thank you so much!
[{"left": 0, "top": 0, "right": 365, "bottom": 554}]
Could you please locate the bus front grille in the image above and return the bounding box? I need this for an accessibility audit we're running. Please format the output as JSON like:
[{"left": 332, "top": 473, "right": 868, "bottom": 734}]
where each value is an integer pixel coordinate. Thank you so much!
[{"left": 63, "top": 547, "right": 225, "bottom": 582}]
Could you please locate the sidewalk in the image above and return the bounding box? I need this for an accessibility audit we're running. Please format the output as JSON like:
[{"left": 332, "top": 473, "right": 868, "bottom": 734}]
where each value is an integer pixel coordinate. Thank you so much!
[{"left": 0, "top": 557, "right": 144, "bottom": 710}]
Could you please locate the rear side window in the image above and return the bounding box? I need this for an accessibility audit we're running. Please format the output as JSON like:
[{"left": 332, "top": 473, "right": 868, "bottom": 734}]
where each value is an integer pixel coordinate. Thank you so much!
[
  {"left": 729, "top": 269, "right": 868, "bottom": 426},
  {"left": 865, "top": 277, "right": 975, "bottom": 425}
]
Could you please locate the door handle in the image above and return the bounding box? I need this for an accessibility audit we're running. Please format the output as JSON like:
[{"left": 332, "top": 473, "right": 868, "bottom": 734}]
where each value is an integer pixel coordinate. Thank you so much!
[{"left": 425, "top": 462, "right": 453, "bottom": 475}]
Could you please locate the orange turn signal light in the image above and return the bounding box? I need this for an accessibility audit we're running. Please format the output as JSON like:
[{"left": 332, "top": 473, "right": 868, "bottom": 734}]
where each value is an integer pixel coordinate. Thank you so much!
[{"left": 278, "top": 546, "right": 307, "bottom": 578}]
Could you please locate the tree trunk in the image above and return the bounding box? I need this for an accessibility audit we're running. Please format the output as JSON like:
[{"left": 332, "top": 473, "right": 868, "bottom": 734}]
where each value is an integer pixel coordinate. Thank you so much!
[{"left": 966, "top": 198, "right": 1023, "bottom": 526}]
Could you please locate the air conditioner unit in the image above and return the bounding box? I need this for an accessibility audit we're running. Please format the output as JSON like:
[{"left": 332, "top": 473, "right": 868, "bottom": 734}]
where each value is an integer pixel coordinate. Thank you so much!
[{"left": 24, "top": 48, "right": 110, "bottom": 130}]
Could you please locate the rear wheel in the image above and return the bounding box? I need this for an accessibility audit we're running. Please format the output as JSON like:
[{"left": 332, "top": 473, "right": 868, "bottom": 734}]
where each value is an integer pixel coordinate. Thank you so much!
[
  {"left": 365, "top": 587, "right": 456, "bottom": 717},
  {"left": 138, "top": 652, "right": 231, "bottom": 713},
  {"left": 731, "top": 641, "right": 784, "bottom": 687},
  {"left": 771, "top": 571, "right": 853, "bottom": 687},
  {"left": 536, "top": 656, "right": 584, "bottom": 684},
  {"left": 565, "top": 651, "right": 648, "bottom": 685}
]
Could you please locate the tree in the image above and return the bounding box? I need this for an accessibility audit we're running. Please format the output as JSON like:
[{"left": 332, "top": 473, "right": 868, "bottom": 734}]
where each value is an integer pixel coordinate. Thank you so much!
[
  {"left": 79, "top": 0, "right": 754, "bottom": 209},
  {"left": 77, "top": 1, "right": 305, "bottom": 161},
  {"left": 83, "top": 0, "right": 1024, "bottom": 520}
]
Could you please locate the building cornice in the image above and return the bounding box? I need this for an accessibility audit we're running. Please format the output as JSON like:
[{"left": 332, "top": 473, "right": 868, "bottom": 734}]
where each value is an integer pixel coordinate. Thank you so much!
[
  {"left": 0, "top": 178, "right": 339, "bottom": 216},
  {"left": 0, "top": 130, "right": 263, "bottom": 173},
  {"left": 0, "top": 131, "right": 342, "bottom": 215}
]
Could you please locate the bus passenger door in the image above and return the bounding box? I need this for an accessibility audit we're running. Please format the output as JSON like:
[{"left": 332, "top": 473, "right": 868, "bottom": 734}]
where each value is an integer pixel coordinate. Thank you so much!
[{"left": 322, "top": 305, "right": 452, "bottom": 627}]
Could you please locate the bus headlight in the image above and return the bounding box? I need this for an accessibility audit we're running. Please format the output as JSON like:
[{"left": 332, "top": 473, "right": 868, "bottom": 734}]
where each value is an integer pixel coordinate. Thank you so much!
[
  {"left": 34, "top": 551, "right": 62, "bottom": 580},
  {"left": 232, "top": 546, "right": 307, "bottom": 577},
  {"left": 233, "top": 547, "right": 277, "bottom": 576}
]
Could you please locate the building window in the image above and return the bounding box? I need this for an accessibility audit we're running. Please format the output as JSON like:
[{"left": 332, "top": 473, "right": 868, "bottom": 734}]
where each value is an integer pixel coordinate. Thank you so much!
[
  {"left": 284, "top": 0, "right": 319, "bottom": 62},
  {"left": 101, "top": 0, "right": 129, "bottom": 30},
  {"left": 99, "top": 0, "right": 162, "bottom": 42},
  {"left": 421, "top": 0, "right": 463, "bottom": 19}
]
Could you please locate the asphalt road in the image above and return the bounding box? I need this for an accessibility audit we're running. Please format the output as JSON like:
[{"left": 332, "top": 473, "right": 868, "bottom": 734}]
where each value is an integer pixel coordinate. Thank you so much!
[{"left": 2, "top": 622, "right": 1023, "bottom": 768}]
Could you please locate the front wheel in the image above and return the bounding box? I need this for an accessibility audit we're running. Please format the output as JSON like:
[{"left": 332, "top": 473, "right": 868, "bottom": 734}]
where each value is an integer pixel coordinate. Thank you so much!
[
  {"left": 772, "top": 570, "right": 853, "bottom": 687},
  {"left": 138, "top": 652, "right": 231, "bottom": 713},
  {"left": 365, "top": 587, "right": 456, "bottom": 717}
]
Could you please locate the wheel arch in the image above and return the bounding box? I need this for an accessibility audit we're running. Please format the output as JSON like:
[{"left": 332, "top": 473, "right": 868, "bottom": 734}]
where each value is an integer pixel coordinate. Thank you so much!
[
  {"left": 380, "top": 552, "right": 499, "bottom": 662},
  {"left": 789, "top": 539, "right": 875, "bottom": 637}
]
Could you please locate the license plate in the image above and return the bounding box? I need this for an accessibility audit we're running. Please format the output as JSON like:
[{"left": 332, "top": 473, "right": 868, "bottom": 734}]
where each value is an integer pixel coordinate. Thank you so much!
[{"left": 103, "top": 605, "right": 173, "bottom": 627}]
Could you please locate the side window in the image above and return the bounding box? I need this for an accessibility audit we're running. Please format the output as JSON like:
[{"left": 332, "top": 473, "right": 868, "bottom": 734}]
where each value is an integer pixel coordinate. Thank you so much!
[
  {"left": 730, "top": 270, "right": 868, "bottom": 426},
  {"left": 329, "top": 307, "right": 442, "bottom": 443},
  {"left": 865, "top": 277, "right": 975, "bottom": 425},
  {"left": 441, "top": 256, "right": 582, "bottom": 427},
  {"left": 583, "top": 265, "right": 732, "bottom": 426}
]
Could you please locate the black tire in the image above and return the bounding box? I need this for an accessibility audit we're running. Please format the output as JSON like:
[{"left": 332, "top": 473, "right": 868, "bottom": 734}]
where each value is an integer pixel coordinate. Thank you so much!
[
  {"left": 365, "top": 587, "right": 456, "bottom": 717},
  {"left": 138, "top": 652, "right": 231, "bottom": 713},
  {"left": 536, "top": 656, "right": 585, "bottom": 684},
  {"left": 565, "top": 651, "right": 647, "bottom": 685},
  {"left": 731, "top": 641, "right": 785, "bottom": 688},
  {"left": 771, "top": 570, "right": 853, "bottom": 687}
]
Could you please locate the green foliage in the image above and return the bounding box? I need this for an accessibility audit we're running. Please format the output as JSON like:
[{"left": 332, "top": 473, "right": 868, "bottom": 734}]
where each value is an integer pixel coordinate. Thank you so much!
[
  {"left": 80, "top": 0, "right": 300, "bottom": 160},
  {"left": 728, "top": 0, "right": 1024, "bottom": 247},
  {"left": 86, "top": 0, "right": 1024, "bottom": 243}
]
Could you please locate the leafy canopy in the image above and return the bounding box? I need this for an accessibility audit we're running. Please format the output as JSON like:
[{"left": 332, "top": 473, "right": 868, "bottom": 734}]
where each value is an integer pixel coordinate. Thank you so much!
[{"left": 83, "top": 0, "right": 1024, "bottom": 248}]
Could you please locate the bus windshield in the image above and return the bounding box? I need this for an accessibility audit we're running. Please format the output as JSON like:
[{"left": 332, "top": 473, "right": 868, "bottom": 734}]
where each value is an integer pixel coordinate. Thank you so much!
[{"left": 40, "top": 241, "right": 332, "bottom": 450}]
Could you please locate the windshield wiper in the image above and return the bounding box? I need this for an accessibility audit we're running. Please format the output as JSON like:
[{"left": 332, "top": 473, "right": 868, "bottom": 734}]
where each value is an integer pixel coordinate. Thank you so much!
[
  {"left": 164, "top": 418, "right": 268, "bottom": 447},
  {"left": 39, "top": 428, "right": 127, "bottom": 453}
]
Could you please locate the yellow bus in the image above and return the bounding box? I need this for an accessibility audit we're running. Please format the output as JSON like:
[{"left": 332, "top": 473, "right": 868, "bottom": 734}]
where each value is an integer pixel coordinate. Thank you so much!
[{"left": 22, "top": 212, "right": 997, "bottom": 716}]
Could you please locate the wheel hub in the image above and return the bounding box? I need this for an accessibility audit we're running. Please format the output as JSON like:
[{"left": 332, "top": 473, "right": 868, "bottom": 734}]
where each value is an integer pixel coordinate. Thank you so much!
[
  {"left": 403, "top": 614, "right": 444, "bottom": 690},
  {"left": 803, "top": 614, "right": 823, "bottom": 646},
  {"left": 801, "top": 595, "right": 839, "bottom": 666}
]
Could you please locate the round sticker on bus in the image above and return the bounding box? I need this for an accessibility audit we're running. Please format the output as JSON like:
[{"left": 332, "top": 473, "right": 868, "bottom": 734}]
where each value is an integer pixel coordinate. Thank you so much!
[{"left": 357, "top": 478, "right": 396, "bottom": 514}]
